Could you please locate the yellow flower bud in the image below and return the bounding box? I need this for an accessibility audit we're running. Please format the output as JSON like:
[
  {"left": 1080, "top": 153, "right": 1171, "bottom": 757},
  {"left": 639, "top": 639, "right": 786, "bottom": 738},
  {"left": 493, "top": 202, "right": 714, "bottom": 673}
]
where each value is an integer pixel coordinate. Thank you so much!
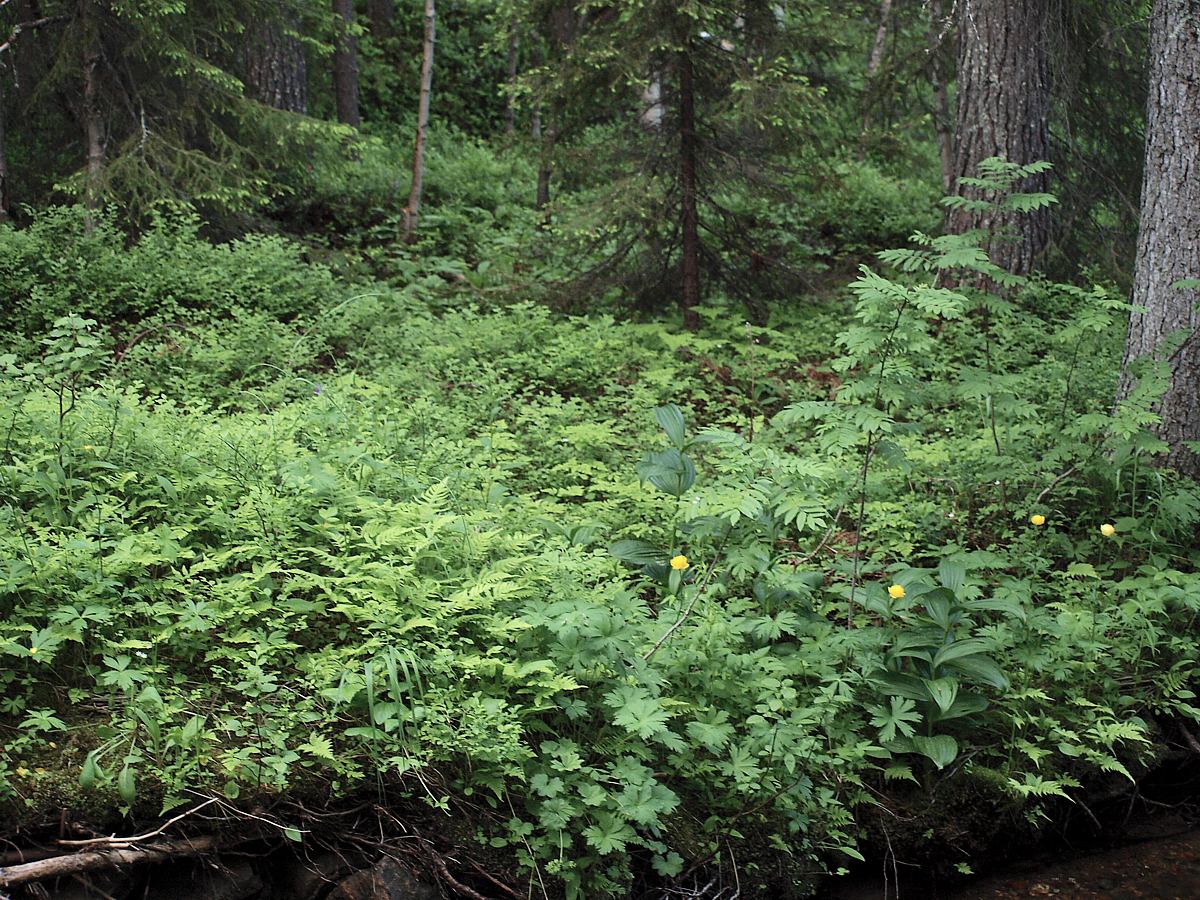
[
  {"left": 670, "top": 555, "right": 689, "bottom": 571},
  {"left": 28, "top": 647, "right": 38, "bottom": 655},
  {"left": 888, "top": 584, "right": 906, "bottom": 599},
  {"left": 1100, "top": 523, "right": 1116, "bottom": 537},
  {"left": 1030, "top": 514, "right": 1046, "bottom": 526}
]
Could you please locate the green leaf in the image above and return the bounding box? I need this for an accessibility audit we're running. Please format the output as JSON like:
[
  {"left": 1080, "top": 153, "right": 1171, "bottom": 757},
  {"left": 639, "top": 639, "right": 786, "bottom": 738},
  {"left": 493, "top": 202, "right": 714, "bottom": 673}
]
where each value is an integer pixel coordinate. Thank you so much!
[
  {"left": 944, "top": 654, "right": 1009, "bottom": 690},
  {"left": 79, "top": 752, "right": 102, "bottom": 790},
  {"left": 283, "top": 827, "right": 303, "bottom": 843},
  {"left": 654, "top": 404, "right": 687, "bottom": 449},
  {"left": 924, "top": 592, "right": 954, "bottom": 630},
  {"left": 938, "top": 558, "right": 967, "bottom": 594},
  {"left": 912, "top": 734, "right": 959, "bottom": 769},
  {"left": 118, "top": 766, "right": 136, "bottom": 804},
  {"left": 932, "top": 638, "right": 993, "bottom": 670},
  {"left": 610, "top": 540, "right": 663, "bottom": 566},
  {"left": 923, "top": 677, "right": 959, "bottom": 713}
]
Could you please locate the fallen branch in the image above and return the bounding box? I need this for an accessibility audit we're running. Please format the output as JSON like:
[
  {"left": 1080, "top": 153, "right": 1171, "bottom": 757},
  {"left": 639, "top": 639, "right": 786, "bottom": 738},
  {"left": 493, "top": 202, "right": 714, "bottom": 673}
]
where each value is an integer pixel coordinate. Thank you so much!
[
  {"left": 57, "top": 799, "right": 219, "bottom": 848},
  {"left": 0, "top": 836, "right": 219, "bottom": 888}
]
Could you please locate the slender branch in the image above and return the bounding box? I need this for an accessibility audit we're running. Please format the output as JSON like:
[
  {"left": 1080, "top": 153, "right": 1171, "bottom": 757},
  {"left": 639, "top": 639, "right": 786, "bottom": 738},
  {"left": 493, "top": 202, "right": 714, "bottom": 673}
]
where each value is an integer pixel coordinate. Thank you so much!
[
  {"left": 1034, "top": 464, "right": 1078, "bottom": 505},
  {"left": 644, "top": 531, "right": 731, "bottom": 661},
  {"left": 56, "top": 799, "right": 219, "bottom": 848},
  {"left": 0, "top": 16, "right": 63, "bottom": 57}
]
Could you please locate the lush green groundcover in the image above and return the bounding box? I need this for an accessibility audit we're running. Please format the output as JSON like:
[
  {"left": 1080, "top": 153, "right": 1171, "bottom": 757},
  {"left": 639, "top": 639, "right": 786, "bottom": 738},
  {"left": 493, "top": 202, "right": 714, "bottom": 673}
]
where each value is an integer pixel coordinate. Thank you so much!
[{"left": 1, "top": 204, "right": 1199, "bottom": 898}]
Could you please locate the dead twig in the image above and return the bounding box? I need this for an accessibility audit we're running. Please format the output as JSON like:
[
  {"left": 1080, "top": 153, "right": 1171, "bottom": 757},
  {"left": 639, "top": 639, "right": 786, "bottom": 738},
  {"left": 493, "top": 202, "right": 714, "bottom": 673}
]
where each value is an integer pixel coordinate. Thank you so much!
[{"left": 57, "top": 799, "right": 219, "bottom": 849}]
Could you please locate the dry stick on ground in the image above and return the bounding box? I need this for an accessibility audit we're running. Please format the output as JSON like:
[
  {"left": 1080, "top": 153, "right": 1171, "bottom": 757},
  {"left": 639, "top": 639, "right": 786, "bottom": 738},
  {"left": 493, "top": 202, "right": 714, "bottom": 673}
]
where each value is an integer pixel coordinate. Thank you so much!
[
  {"left": 57, "top": 799, "right": 219, "bottom": 848},
  {"left": 0, "top": 836, "right": 221, "bottom": 889}
]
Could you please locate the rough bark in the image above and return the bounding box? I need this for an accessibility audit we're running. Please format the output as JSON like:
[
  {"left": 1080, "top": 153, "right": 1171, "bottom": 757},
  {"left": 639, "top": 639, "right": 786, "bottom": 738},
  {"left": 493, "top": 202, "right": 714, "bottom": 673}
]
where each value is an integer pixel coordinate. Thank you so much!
[
  {"left": 81, "top": 0, "right": 103, "bottom": 217},
  {"left": 678, "top": 45, "right": 700, "bottom": 332},
  {"left": 1117, "top": 0, "right": 1200, "bottom": 478},
  {"left": 948, "top": 0, "right": 1052, "bottom": 275},
  {"left": 245, "top": 8, "right": 308, "bottom": 114},
  {"left": 929, "top": 0, "right": 954, "bottom": 191},
  {"left": 403, "top": 0, "right": 435, "bottom": 241},
  {"left": 332, "top": 0, "right": 361, "bottom": 127},
  {"left": 366, "top": 0, "right": 394, "bottom": 35}
]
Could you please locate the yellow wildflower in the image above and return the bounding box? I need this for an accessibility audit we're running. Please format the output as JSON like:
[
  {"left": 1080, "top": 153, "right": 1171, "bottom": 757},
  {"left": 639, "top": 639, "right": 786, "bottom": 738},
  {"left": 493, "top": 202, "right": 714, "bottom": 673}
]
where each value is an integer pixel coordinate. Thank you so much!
[
  {"left": 1100, "top": 523, "right": 1116, "bottom": 537},
  {"left": 670, "top": 555, "right": 689, "bottom": 571},
  {"left": 28, "top": 647, "right": 38, "bottom": 655},
  {"left": 888, "top": 584, "right": 906, "bottom": 599},
  {"left": 15, "top": 766, "right": 28, "bottom": 778},
  {"left": 1030, "top": 514, "right": 1046, "bottom": 526}
]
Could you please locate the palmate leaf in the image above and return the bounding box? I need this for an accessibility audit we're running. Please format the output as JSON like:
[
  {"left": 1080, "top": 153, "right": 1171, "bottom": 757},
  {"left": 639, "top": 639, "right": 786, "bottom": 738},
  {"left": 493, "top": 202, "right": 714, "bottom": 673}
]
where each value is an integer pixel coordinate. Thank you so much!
[
  {"left": 605, "top": 686, "right": 671, "bottom": 739},
  {"left": 584, "top": 813, "right": 637, "bottom": 855},
  {"left": 869, "top": 696, "right": 922, "bottom": 742}
]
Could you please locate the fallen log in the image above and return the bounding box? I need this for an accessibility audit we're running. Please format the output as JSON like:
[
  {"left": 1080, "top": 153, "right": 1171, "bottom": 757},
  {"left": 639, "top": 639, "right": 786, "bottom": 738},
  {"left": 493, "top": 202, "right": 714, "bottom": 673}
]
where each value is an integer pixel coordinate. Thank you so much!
[{"left": 0, "top": 835, "right": 219, "bottom": 888}]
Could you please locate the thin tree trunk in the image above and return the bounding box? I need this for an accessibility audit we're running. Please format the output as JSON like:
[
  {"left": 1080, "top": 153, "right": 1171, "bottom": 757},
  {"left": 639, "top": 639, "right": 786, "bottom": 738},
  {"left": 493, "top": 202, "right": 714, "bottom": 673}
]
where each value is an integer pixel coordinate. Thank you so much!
[
  {"left": 504, "top": 17, "right": 518, "bottom": 134},
  {"left": 947, "top": 0, "right": 1051, "bottom": 275},
  {"left": 332, "top": 0, "right": 361, "bottom": 127},
  {"left": 1117, "top": 0, "right": 1200, "bottom": 478},
  {"left": 929, "top": 0, "right": 954, "bottom": 191},
  {"left": 245, "top": 8, "right": 308, "bottom": 114},
  {"left": 81, "top": 0, "right": 103, "bottom": 221},
  {"left": 0, "top": 82, "right": 9, "bottom": 222},
  {"left": 866, "top": 0, "right": 893, "bottom": 79},
  {"left": 536, "top": 119, "right": 553, "bottom": 210},
  {"left": 859, "top": 0, "right": 894, "bottom": 156},
  {"left": 678, "top": 44, "right": 700, "bottom": 332},
  {"left": 366, "top": 0, "right": 394, "bottom": 35},
  {"left": 403, "top": 0, "right": 435, "bottom": 241}
]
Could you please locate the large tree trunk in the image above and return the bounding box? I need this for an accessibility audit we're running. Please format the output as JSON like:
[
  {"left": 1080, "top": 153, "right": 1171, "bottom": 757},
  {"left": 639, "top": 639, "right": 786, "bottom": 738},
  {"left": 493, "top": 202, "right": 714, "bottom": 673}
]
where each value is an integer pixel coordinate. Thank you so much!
[
  {"left": 678, "top": 44, "right": 700, "bottom": 332},
  {"left": 81, "top": 0, "right": 104, "bottom": 218},
  {"left": 366, "top": 0, "right": 394, "bottom": 36},
  {"left": 929, "top": 0, "right": 954, "bottom": 191},
  {"left": 947, "top": 0, "right": 1051, "bottom": 275},
  {"left": 245, "top": 8, "right": 308, "bottom": 114},
  {"left": 1117, "top": 0, "right": 1200, "bottom": 479},
  {"left": 332, "top": 0, "right": 361, "bottom": 127},
  {"left": 403, "top": 0, "right": 435, "bottom": 241}
]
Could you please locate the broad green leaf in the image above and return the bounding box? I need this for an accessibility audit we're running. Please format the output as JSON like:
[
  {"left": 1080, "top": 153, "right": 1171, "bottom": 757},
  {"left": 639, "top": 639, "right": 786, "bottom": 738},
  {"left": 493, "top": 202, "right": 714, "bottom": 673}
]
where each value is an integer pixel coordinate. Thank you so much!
[
  {"left": 610, "top": 540, "right": 663, "bottom": 566},
  {"left": 654, "top": 404, "right": 687, "bottom": 449},
  {"left": 912, "top": 734, "right": 958, "bottom": 769}
]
